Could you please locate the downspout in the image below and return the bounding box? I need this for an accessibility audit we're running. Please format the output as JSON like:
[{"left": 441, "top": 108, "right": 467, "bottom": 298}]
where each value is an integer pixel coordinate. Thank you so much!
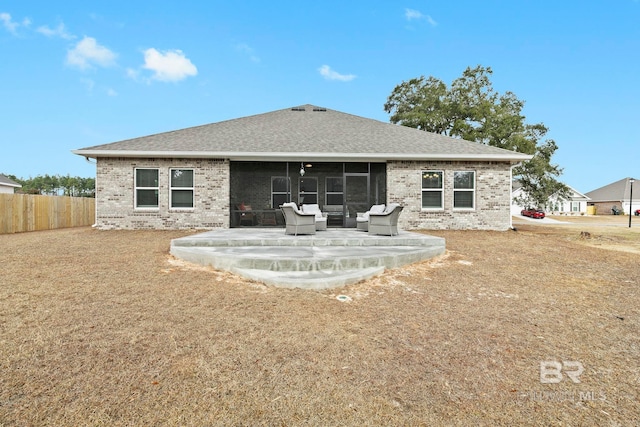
[
  {"left": 510, "top": 162, "right": 522, "bottom": 230},
  {"left": 86, "top": 156, "right": 98, "bottom": 228}
]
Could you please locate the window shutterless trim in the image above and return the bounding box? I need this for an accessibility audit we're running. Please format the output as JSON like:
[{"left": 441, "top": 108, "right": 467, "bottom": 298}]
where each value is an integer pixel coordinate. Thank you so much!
[
  {"left": 169, "top": 168, "right": 195, "bottom": 210},
  {"left": 421, "top": 170, "right": 444, "bottom": 210},
  {"left": 134, "top": 168, "right": 160, "bottom": 210},
  {"left": 452, "top": 170, "right": 475, "bottom": 210}
]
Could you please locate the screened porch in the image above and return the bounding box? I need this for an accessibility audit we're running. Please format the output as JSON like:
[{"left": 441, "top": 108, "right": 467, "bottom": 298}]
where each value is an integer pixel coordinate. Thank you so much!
[{"left": 229, "top": 161, "right": 386, "bottom": 228}]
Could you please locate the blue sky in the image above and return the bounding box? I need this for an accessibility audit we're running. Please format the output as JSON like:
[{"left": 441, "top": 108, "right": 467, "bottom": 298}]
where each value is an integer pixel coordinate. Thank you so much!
[{"left": 1, "top": 1, "right": 638, "bottom": 192}]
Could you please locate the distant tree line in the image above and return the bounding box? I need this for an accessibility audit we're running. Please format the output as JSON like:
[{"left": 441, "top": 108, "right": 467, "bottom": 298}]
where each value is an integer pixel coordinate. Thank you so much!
[{"left": 4, "top": 174, "right": 95, "bottom": 198}]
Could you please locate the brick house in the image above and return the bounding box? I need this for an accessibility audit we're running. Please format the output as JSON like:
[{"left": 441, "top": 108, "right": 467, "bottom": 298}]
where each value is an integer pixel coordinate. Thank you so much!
[
  {"left": 585, "top": 177, "right": 639, "bottom": 215},
  {"left": 73, "top": 104, "right": 531, "bottom": 231}
]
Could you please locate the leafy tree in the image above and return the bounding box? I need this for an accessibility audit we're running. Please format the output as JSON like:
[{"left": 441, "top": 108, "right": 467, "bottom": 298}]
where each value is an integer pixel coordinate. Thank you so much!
[
  {"left": 3, "top": 173, "right": 95, "bottom": 197},
  {"left": 384, "top": 65, "right": 568, "bottom": 208}
]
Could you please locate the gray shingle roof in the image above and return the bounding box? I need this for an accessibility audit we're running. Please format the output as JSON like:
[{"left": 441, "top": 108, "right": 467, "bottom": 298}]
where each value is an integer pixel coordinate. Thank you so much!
[
  {"left": 73, "top": 104, "right": 532, "bottom": 162},
  {"left": 585, "top": 177, "right": 638, "bottom": 202}
]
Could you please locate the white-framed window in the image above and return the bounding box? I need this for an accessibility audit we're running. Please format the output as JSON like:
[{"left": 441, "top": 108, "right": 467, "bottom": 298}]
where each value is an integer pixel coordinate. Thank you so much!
[
  {"left": 421, "top": 170, "right": 443, "bottom": 209},
  {"left": 271, "top": 176, "right": 290, "bottom": 208},
  {"left": 298, "top": 177, "right": 318, "bottom": 205},
  {"left": 170, "top": 169, "right": 194, "bottom": 209},
  {"left": 453, "top": 171, "right": 475, "bottom": 209},
  {"left": 135, "top": 168, "right": 159, "bottom": 209},
  {"left": 325, "top": 177, "right": 343, "bottom": 205},
  {"left": 571, "top": 201, "right": 580, "bottom": 212}
]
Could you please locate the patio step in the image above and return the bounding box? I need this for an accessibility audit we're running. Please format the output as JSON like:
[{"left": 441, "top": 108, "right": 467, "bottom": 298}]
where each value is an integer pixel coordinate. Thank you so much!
[
  {"left": 232, "top": 267, "right": 385, "bottom": 290},
  {"left": 171, "top": 229, "right": 445, "bottom": 248},
  {"left": 169, "top": 229, "right": 446, "bottom": 289}
]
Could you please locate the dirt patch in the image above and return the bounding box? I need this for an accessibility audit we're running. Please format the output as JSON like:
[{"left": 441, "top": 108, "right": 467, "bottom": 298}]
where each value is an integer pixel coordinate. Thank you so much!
[{"left": 1, "top": 226, "right": 639, "bottom": 425}]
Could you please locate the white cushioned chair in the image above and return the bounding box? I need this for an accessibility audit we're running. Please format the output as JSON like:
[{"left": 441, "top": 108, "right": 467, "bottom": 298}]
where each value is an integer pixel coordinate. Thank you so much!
[
  {"left": 301, "top": 204, "right": 327, "bottom": 231},
  {"left": 368, "top": 203, "right": 403, "bottom": 236},
  {"left": 356, "top": 204, "right": 386, "bottom": 231},
  {"left": 280, "top": 202, "right": 316, "bottom": 235}
]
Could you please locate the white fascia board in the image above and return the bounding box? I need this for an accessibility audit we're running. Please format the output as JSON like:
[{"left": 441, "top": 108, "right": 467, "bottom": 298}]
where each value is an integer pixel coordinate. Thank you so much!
[{"left": 72, "top": 150, "right": 533, "bottom": 162}]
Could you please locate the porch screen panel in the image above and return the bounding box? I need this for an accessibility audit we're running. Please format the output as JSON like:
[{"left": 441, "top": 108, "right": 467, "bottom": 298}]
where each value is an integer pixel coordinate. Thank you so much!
[
  {"left": 272, "top": 177, "right": 290, "bottom": 208},
  {"left": 299, "top": 177, "right": 317, "bottom": 205},
  {"left": 325, "top": 177, "right": 343, "bottom": 205}
]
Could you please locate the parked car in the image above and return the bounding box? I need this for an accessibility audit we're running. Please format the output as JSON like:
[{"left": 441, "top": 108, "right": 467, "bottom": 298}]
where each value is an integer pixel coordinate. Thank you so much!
[
  {"left": 521, "top": 208, "right": 546, "bottom": 219},
  {"left": 635, "top": 209, "right": 640, "bottom": 216}
]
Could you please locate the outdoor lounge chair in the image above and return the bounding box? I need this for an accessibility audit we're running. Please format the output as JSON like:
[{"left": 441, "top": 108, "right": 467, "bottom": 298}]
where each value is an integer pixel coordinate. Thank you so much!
[
  {"left": 301, "top": 204, "right": 327, "bottom": 231},
  {"left": 368, "top": 203, "right": 404, "bottom": 236},
  {"left": 356, "top": 204, "right": 385, "bottom": 231},
  {"left": 280, "top": 202, "right": 316, "bottom": 235}
]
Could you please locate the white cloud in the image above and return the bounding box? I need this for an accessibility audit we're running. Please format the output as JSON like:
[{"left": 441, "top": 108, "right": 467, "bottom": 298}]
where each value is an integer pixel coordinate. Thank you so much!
[
  {"left": 318, "top": 65, "right": 356, "bottom": 82},
  {"left": 1, "top": 12, "right": 29, "bottom": 35},
  {"left": 67, "top": 36, "right": 117, "bottom": 69},
  {"left": 37, "top": 22, "right": 74, "bottom": 40},
  {"left": 235, "top": 43, "right": 260, "bottom": 63},
  {"left": 142, "top": 48, "right": 198, "bottom": 82},
  {"left": 404, "top": 8, "right": 437, "bottom": 26},
  {"left": 405, "top": 8, "right": 424, "bottom": 20}
]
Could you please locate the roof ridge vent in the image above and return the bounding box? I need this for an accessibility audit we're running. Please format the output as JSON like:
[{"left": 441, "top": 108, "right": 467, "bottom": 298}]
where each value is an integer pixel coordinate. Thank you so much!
[
  {"left": 291, "top": 107, "right": 306, "bottom": 111},
  {"left": 312, "top": 108, "right": 326, "bottom": 112}
]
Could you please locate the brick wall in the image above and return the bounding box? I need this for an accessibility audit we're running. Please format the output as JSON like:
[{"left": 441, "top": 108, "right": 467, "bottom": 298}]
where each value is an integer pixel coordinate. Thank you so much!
[
  {"left": 95, "top": 158, "right": 513, "bottom": 230},
  {"left": 95, "top": 158, "right": 229, "bottom": 230},
  {"left": 387, "top": 160, "right": 513, "bottom": 230},
  {"left": 590, "top": 201, "right": 622, "bottom": 215}
]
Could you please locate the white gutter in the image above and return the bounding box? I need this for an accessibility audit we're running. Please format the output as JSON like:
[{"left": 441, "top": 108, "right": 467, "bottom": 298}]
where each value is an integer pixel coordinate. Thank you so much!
[{"left": 72, "top": 149, "right": 533, "bottom": 162}]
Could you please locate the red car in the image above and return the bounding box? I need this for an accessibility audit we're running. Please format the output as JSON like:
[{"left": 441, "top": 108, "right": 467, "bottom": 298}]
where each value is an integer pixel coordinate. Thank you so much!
[
  {"left": 521, "top": 208, "right": 546, "bottom": 219},
  {"left": 635, "top": 209, "right": 640, "bottom": 216}
]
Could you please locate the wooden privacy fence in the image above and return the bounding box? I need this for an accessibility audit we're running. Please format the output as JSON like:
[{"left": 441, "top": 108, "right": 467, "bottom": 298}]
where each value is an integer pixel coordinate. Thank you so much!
[{"left": 0, "top": 194, "right": 95, "bottom": 234}]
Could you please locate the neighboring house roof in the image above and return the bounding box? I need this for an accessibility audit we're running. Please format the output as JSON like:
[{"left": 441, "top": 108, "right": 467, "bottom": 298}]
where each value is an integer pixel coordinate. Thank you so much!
[
  {"left": 0, "top": 174, "right": 22, "bottom": 188},
  {"left": 564, "top": 185, "right": 590, "bottom": 201},
  {"left": 73, "top": 104, "right": 532, "bottom": 163},
  {"left": 585, "top": 177, "right": 638, "bottom": 202}
]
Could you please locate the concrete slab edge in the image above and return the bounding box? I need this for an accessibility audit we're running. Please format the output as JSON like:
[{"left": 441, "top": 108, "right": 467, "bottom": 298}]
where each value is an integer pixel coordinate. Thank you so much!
[{"left": 231, "top": 266, "right": 385, "bottom": 289}]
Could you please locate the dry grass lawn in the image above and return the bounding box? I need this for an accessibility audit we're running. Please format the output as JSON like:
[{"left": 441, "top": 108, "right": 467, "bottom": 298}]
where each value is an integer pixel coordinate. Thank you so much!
[{"left": 1, "top": 220, "right": 639, "bottom": 426}]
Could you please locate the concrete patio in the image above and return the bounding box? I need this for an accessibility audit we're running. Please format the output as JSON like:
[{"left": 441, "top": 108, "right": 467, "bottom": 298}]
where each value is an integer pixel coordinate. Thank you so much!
[{"left": 170, "top": 228, "right": 446, "bottom": 289}]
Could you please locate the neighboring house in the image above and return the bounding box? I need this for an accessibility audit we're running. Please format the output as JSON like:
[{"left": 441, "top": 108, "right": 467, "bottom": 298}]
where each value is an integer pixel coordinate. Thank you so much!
[
  {"left": 585, "top": 177, "right": 639, "bottom": 215},
  {"left": 0, "top": 174, "right": 22, "bottom": 194},
  {"left": 511, "top": 182, "right": 590, "bottom": 216},
  {"left": 72, "top": 104, "right": 531, "bottom": 231}
]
